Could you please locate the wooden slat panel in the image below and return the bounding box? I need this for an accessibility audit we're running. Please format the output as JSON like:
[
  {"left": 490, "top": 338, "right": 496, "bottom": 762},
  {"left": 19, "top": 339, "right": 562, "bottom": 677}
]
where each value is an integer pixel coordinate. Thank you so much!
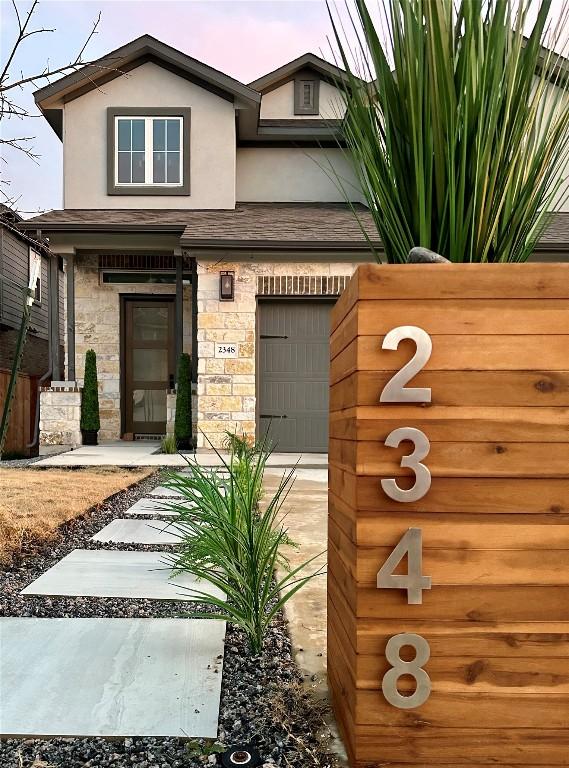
[
  {"left": 353, "top": 726, "right": 569, "bottom": 765},
  {"left": 0, "top": 368, "right": 35, "bottom": 456},
  {"left": 355, "top": 689, "right": 569, "bottom": 728},
  {"left": 330, "top": 370, "right": 569, "bottom": 410},
  {"left": 332, "top": 335, "right": 569, "bottom": 385},
  {"left": 353, "top": 619, "right": 569, "bottom": 658},
  {"left": 353, "top": 652, "right": 569, "bottom": 694},
  {"left": 328, "top": 265, "right": 569, "bottom": 766},
  {"left": 330, "top": 493, "right": 569, "bottom": 549},
  {"left": 330, "top": 438, "right": 569, "bottom": 478},
  {"left": 329, "top": 568, "right": 569, "bottom": 623},
  {"left": 332, "top": 470, "right": 569, "bottom": 514},
  {"left": 350, "top": 263, "right": 569, "bottom": 301},
  {"left": 330, "top": 299, "right": 569, "bottom": 358},
  {"left": 330, "top": 518, "right": 569, "bottom": 587},
  {"left": 330, "top": 405, "right": 569, "bottom": 442}
]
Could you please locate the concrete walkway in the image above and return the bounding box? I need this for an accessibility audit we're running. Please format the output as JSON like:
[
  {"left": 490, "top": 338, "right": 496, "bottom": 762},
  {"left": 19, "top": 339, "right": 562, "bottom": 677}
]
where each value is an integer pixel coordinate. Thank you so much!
[
  {"left": 1, "top": 490, "right": 226, "bottom": 739},
  {"left": 34, "top": 441, "right": 328, "bottom": 469}
]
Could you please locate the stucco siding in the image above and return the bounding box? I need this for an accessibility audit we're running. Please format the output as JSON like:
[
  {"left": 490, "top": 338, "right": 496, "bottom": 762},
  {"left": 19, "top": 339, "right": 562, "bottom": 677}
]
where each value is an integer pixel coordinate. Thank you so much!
[
  {"left": 259, "top": 79, "right": 345, "bottom": 120},
  {"left": 236, "top": 147, "right": 362, "bottom": 203},
  {"left": 63, "top": 62, "right": 236, "bottom": 209}
]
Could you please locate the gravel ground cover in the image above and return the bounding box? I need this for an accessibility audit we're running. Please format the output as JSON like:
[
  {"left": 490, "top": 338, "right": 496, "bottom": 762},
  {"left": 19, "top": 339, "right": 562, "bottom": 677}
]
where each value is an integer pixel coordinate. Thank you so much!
[{"left": 0, "top": 471, "right": 337, "bottom": 768}]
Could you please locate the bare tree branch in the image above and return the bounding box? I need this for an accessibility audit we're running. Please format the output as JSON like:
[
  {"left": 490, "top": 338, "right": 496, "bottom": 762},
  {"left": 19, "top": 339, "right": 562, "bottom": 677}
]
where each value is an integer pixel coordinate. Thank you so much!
[{"left": 0, "top": 1, "right": 105, "bottom": 213}]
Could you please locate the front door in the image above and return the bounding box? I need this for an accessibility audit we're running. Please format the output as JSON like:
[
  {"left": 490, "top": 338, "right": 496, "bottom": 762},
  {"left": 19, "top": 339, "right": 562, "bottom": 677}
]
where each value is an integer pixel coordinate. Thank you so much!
[{"left": 124, "top": 298, "right": 175, "bottom": 436}]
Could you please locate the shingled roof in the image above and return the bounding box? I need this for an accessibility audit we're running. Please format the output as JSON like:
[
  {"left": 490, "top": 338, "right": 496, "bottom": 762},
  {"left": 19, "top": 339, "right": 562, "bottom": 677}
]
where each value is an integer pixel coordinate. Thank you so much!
[
  {"left": 21, "top": 205, "right": 569, "bottom": 252},
  {"left": 22, "top": 203, "right": 380, "bottom": 250}
]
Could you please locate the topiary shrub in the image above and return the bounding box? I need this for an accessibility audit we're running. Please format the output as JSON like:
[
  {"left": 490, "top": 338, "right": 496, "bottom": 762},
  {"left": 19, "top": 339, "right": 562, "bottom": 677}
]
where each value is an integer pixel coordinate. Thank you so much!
[
  {"left": 174, "top": 352, "right": 192, "bottom": 450},
  {"left": 80, "top": 349, "right": 100, "bottom": 444}
]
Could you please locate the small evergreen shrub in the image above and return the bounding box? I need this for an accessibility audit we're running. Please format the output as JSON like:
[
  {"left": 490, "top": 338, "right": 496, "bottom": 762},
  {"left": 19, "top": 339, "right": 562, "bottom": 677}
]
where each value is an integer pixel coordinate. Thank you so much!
[
  {"left": 174, "top": 352, "right": 192, "bottom": 450},
  {"left": 80, "top": 349, "right": 100, "bottom": 432}
]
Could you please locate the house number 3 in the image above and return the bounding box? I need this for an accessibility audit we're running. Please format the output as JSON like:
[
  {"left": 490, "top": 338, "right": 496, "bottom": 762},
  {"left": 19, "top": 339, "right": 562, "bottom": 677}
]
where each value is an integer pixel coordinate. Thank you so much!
[{"left": 377, "top": 326, "right": 433, "bottom": 709}]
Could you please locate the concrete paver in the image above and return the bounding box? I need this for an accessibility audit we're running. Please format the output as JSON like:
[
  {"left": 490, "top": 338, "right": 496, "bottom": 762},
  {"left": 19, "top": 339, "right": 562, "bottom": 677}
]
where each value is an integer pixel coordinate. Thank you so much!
[
  {"left": 0, "top": 617, "right": 225, "bottom": 737},
  {"left": 21, "top": 550, "right": 223, "bottom": 601},
  {"left": 123, "top": 498, "right": 190, "bottom": 516},
  {"left": 91, "top": 518, "right": 183, "bottom": 545}
]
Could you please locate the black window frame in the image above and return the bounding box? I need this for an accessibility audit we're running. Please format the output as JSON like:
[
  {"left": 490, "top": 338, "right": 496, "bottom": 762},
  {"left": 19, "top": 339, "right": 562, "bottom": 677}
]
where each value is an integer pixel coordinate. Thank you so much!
[{"left": 107, "top": 107, "right": 191, "bottom": 196}]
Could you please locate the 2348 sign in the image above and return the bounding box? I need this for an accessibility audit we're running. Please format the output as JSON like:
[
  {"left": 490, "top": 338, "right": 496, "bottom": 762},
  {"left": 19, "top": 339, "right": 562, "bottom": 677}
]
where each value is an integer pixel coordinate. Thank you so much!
[{"left": 376, "top": 325, "right": 434, "bottom": 710}]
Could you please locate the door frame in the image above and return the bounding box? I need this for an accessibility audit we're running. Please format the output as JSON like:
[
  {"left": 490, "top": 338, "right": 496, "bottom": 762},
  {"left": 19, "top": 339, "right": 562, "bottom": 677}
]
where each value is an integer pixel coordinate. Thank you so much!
[
  {"left": 255, "top": 296, "right": 336, "bottom": 451},
  {"left": 120, "top": 294, "right": 175, "bottom": 437}
]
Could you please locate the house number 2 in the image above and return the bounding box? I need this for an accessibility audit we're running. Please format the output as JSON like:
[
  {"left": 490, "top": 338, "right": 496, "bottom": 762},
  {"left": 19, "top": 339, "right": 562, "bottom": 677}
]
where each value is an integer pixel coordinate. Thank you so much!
[{"left": 377, "top": 326, "right": 433, "bottom": 709}]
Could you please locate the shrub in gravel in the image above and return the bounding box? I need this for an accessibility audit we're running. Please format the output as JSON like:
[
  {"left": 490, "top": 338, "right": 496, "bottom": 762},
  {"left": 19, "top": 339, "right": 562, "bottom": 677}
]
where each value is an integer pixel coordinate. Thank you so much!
[{"left": 163, "top": 435, "right": 324, "bottom": 654}]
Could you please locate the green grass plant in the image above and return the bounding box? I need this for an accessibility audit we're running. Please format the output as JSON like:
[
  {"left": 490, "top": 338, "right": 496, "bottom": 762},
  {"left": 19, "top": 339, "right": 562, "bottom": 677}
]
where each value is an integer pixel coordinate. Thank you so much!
[
  {"left": 162, "top": 434, "right": 322, "bottom": 654},
  {"left": 329, "top": 0, "right": 569, "bottom": 263}
]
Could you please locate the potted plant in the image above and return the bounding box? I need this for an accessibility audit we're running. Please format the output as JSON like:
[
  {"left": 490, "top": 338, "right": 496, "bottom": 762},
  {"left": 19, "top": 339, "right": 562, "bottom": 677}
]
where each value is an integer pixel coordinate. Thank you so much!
[
  {"left": 174, "top": 352, "right": 192, "bottom": 451},
  {"left": 80, "top": 348, "right": 100, "bottom": 445},
  {"left": 326, "top": 1, "right": 569, "bottom": 765}
]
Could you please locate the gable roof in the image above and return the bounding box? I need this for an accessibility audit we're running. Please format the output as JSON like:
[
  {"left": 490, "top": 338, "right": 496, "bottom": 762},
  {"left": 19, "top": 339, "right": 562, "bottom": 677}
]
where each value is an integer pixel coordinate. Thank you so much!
[
  {"left": 249, "top": 51, "right": 358, "bottom": 93},
  {"left": 34, "top": 34, "right": 260, "bottom": 139}
]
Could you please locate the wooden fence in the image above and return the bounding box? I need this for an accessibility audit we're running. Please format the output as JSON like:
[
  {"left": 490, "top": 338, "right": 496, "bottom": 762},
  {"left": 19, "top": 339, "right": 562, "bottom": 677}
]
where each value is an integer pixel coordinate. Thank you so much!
[
  {"left": 0, "top": 368, "right": 39, "bottom": 457},
  {"left": 328, "top": 262, "right": 569, "bottom": 767}
]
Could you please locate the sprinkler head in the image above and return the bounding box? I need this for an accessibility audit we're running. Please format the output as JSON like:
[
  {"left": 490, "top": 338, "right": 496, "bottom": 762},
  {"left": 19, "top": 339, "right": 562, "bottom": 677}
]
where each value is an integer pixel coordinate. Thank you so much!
[{"left": 220, "top": 744, "right": 261, "bottom": 767}]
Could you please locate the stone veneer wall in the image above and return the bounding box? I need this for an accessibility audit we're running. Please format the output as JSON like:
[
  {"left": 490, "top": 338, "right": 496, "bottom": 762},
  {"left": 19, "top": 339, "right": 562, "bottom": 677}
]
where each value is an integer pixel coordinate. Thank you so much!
[
  {"left": 195, "top": 260, "right": 357, "bottom": 449},
  {"left": 73, "top": 254, "right": 193, "bottom": 442},
  {"left": 39, "top": 385, "right": 82, "bottom": 447}
]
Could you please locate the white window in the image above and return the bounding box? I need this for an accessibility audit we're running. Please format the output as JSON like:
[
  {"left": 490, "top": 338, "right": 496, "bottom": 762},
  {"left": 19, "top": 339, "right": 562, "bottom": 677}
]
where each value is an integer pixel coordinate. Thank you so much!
[
  {"left": 115, "top": 116, "right": 183, "bottom": 186},
  {"left": 29, "top": 247, "right": 42, "bottom": 303}
]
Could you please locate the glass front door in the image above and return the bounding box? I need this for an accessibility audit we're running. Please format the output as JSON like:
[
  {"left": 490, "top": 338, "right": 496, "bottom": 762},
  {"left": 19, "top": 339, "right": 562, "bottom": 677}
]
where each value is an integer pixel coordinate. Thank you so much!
[{"left": 124, "top": 298, "right": 174, "bottom": 435}]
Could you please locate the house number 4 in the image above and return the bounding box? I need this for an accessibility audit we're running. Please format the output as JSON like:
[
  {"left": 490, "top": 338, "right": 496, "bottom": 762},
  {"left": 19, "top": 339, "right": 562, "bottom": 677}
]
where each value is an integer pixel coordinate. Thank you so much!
[{"left": 377, "top": 326, "right": 433, "bottom": 709}]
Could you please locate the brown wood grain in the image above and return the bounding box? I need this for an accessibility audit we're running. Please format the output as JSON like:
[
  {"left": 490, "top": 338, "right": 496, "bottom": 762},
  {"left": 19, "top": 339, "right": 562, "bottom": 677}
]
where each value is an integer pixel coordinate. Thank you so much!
[
  {"left": 329, "top": 438, "right": 569, "bottom": 478},
  {"left": 329, "top": 518, "right": 569, "bottom": 587},
  {"left": 355, "top": 688, "right": 569, "bottom": 728},
  {"left": 330, "top": 299, "right": 569, "bottom": 358},
  {"left": 330, "top": 370, "right": 569, "bottom": 411},
  {"left": 328, "top": 468, "right": 569, "bottom": 514},
  {"left": 353, "top": 726, "right": 569, "bottom": 765},
  {"left": 353, "top": 619, "right": 569, "bottom": 659},
  {"left": 331, "top": 335, "right": 569, "bottom": 384},
  {"left": 330, "top": 493, "right": 569, "bottom": 549},
  {"left": 329, "top": 568, "right": 569, "bottom": 623},
  {"left": 330, "top": 405, "right": 569, "bottom": 442},
  {"left": 0, "top": 369, "right": 36, "bottom": 457},
  {"left": 328, "top": 264, "right": 569, "bottom": 766}
]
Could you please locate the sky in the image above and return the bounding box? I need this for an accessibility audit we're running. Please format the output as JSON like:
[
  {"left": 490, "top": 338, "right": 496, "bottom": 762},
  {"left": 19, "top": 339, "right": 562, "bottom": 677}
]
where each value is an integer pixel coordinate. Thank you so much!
[
  {"left": 1, "top": 0, "right": 567, "bottom": 216},
  {"left": 1, "top": 0, "right": 343, "bottom": 215}
]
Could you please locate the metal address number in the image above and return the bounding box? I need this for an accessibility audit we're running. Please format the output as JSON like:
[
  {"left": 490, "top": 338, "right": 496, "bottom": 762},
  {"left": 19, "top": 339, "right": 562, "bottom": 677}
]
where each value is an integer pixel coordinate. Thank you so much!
[
  {"left": 382, "top": 633, "right": 432, "bottom": 709},
  {"left": 376, "top": 528, "right": 431, "bottom": 604},
  {"left": 381, "top": 427, "right": 431, "bottom": 503},
  {"left": 380, "top": 326, "right": 432, "bottom": 403},
  {"left": 378, "top": 326, "right": 433, "bottom": 709}
]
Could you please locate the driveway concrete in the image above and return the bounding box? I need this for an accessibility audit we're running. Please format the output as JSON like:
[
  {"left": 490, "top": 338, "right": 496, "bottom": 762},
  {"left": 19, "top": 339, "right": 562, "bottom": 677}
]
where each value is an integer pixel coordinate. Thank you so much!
[{"left": 264, "top": 468, "right": 328, "bottom": 694}]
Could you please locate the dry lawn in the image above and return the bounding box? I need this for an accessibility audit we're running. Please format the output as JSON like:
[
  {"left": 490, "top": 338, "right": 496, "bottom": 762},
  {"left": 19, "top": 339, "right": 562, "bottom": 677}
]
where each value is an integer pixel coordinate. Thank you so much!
[{"left": 0, "top": 467, "right": 153, "bottom": 565}]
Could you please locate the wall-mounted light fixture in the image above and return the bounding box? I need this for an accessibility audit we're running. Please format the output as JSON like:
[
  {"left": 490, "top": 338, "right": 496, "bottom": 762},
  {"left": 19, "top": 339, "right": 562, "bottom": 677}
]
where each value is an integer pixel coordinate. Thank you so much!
[{"left": 219, "top": 270, "right": 235, "bottom": 301}]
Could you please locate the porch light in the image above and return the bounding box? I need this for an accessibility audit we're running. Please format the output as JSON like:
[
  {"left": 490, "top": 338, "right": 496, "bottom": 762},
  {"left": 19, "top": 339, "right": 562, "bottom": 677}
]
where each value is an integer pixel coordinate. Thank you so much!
[{"left": 219, "top": 270, "right": 235, "bottom": 301}]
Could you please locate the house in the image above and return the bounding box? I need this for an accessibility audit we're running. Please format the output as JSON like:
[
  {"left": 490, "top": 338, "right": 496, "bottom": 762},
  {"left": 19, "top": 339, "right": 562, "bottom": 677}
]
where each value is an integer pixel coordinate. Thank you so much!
[
  {"left": 0, "top": 204, "right": 64, "bottom": 380},
  {"left": 21, "top": 35, "right": 569, "bottom": 451}
]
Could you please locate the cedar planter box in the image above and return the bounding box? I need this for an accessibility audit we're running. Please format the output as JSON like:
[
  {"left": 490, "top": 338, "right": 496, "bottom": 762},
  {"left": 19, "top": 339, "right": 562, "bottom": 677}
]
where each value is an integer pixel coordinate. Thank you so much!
[{"left": 328, "top": 263, "right": 569, "bottom": 767}]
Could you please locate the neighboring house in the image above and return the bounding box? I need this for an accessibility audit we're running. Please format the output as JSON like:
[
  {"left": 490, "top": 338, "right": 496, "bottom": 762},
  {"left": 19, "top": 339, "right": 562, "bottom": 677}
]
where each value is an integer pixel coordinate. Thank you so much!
[
  {"left": 0, "top": 204, "right": 64, "bottom": 379},
  {"left": 21, "top": 35, "right": 569, "bottom": 451}
]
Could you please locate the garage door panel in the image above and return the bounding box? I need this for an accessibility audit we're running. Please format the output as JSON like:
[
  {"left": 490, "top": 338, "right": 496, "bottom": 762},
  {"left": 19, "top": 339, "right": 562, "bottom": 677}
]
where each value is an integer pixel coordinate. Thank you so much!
[{"left": 258, "top": 300, "right": 333, "bottom": 452}]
